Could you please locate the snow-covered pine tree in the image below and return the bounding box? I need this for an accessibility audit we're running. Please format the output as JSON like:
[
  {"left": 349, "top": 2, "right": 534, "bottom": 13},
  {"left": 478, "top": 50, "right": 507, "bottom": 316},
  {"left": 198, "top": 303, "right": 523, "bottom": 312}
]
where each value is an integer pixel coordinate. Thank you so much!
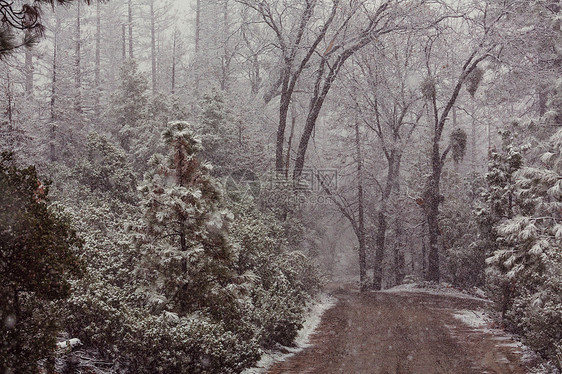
[
  {"left": 138, "top": 121, "right": 241, "bottom": 320},
  {"left": 195, "top": 89, "right": 238, "bottom": 176},
  {"left": 107, "top": 60, "right": 149, "bottom": 152},
  {"left": 479, "top": 129, "right": 525, "bottom": 318},
  {"left": 489, "top": 127, "right": 562, "bottom": 365}
]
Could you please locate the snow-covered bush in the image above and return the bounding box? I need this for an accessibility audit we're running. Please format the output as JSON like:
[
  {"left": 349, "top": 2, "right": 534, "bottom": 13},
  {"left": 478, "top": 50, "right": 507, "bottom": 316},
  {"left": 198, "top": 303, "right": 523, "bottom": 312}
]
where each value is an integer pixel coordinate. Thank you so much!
[
  {"left": 508, "top": 277, "right": 562, "bottom": 361},
  {"left": 125, "top": 313, "right": 260, "bottom": 374},
  {"left": 64, "top": 280, "right": 261, "bottom": 373},
  {"left": 229, "top": 201, "right": 322, "bottom": 348}
]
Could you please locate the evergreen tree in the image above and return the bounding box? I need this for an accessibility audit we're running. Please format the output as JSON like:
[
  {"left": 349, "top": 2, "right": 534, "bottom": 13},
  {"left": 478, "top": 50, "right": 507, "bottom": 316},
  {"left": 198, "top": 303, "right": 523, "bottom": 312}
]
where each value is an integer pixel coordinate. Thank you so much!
[
  {"left": 108, "top": 59, "right": 149, "bottom": 152},
  {"left": 489, "top": 127, "right": 562, "bottom": 365},
  {"left": 138, "top": 121, "right": 240, "bottom": 319},
  {"left": 0, "top": 152, "right": 83, "bottom": 373},
  {"left": 476, "top": 130, "right": 525, "bottom": 318},
  {"left": 196, "top": 89, "right": 238, "bottom": 176}
]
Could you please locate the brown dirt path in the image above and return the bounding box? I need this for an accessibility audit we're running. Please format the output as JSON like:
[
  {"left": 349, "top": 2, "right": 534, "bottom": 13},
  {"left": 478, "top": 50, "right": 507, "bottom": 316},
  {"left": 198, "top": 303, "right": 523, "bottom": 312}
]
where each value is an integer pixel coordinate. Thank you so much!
[{"left": 267, "top": 285, "right": 530, "bottom": 374}]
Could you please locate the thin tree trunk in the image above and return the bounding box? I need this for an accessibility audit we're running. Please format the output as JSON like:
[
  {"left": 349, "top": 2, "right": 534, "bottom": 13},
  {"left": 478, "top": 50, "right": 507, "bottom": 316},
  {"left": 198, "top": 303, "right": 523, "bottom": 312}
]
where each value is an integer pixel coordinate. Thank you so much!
[
  {"left": 122, "top": 24, "right": 126, "bottom": 60},
  {"left": 195, "top": 0, "right": 201, "bottom": 54},
  {"left": 194, "top": 0, "right": 201, "bottom": 92},
  {"left": 128, "top": 0, "right": 134, "bottom": 59},
  {"left": 250, "top": 53, "right": 260, "bottom": 95},
  {"left": 276, "top": 83, "right": 291, "bottom": 171},
  {"left": 293, "top": 52, "right": 354, "bottom": 179},
  {"left": 393, "top": 213, "right": 405, "bottom": 285},
  {"left": 422, "top": 49, "right": 489, "bottom": 283},
  {"left": 150, "top": 0, "right": 156, "bottom": 92},
  {"left": 471, "top": 116, "right": 476, "bottom": 173},
  {"left": 50, "top": 16, "right": 60, "bottom": 162},
  {"left": 273, "top": 1, "right": 338, "bottom": 171},
  {"left": 372, "top": 209, "right": 386, "bottom": 290},
  {"left": 171, "top": 30, "right": 177, "bottom": 94},
  {"left": 220, "top": 0, "right": 230, "bottom": 91},
  {"left": 74, "top": 1, "right": 82, "bottom": 113},
  {"left": 285, "top": 111, "right": 296, "bottom": 175},
  {"left": 5, "top": 70, "right": 12, "bottom": 125},
  {"left": 24, "top": 40, "right": 33, "bottom": 96},
  {"left": 95, "top": 1, "right": 101, "bottom": 118}
]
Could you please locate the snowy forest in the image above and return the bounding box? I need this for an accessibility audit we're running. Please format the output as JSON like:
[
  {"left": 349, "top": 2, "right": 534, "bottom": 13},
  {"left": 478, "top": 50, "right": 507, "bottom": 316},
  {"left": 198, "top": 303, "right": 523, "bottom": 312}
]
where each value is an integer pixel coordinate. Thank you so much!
[{"left": 1, "top": 0, "right": 561, "bottom": 373}]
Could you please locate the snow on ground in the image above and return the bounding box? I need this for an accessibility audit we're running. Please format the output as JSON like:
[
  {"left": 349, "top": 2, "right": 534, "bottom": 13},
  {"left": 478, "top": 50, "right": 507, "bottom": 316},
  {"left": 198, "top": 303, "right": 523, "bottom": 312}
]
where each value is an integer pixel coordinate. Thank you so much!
[
  {"left": 382, "top": 283, "right": 559, "bottom": 373},
  {"left": 452, "top": 309, "right": 491, "bottom": 329},
  {"left": 56, "top": 338, "right": 82, "bottom": 351},
  {"left": 242, "top": 292, "right": 337, "bottom": 374},
  {"left": 452, "top": 309, "right": 560, "bottom": 374},
  {"left": 380, "top": 282, "right": 491, "bottom": 302}
]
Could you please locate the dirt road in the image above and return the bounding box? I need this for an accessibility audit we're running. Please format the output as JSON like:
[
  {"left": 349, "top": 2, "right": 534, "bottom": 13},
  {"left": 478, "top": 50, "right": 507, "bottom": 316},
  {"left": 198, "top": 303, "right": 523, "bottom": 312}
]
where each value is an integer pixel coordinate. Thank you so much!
[{"left": 267, "top": 285, "right": 531, "bottom": 374}]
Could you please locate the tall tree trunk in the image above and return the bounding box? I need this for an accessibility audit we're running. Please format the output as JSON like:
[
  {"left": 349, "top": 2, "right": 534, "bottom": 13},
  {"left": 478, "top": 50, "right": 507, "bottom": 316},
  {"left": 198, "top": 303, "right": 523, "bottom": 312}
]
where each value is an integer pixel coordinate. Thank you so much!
[
  {"left": 355, "top": 121, "right": 367, "bottom": 291},
  {"left": 74, "top": 1, "right": 82, "bottom": 113},
  {"left": 285, "top": 112, "right": 296, "bottom": 175},
  {"left": 422, "top": 48, "right": 489, "bottom": 283},
  {"left": 471, "top": 116, "right": 476, "bottom": 173},
  {"left": 5, "top": 70, "right": 13, "bottom": 125},
  {"left": 293, "top": 52, "right": 353, "bottom": 179},
  {"left": 171, "top": 29, "right": 177, "bottom": 94},
  {"left": 195, "top": 0, "right": 201, "bottom": 54},
  {"left": 220, "top": 0, "right": 230, "bottom": 91},
  {"left": 150, "top": 0, "right": 156, "bottom": 92},
  {"left": 393, "top": 211, "right": 405, "bottom": 285},
  {"left": 94, "top": 1, "right": 101, "bottom": 118},
  {"left": 276, "top": 80, "right": 291, "bottom": 171},
  {"left": 24, "top": 40, "right": 33, "bottom": 96},
  {"left": 372, "top": 208, "right": 386, "bottom": 290},
  {"left": 250, "top": 52, "right": 260, "bottom": 95},
  {"left": 373, "top": 153, "right": 401, "bottom": 289},
  {"left": 128, "top": 0, "right": 134, "bottom": 59},
  {"left": 50, "top": 15, "right": 60, "bottom": 162},
  {"left": 122, "top": 24, "right": 126, "bottom": 60},
  {"left": 425, "top": 140, "right": 443, "bottom": 282},
  {"left": 194, "top": 0, "right": 201, "bottom": 92}
]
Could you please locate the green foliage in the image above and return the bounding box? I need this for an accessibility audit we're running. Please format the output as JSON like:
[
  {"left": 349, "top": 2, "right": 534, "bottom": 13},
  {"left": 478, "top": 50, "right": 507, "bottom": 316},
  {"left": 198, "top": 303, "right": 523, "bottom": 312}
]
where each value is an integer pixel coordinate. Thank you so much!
[
  {"left": 0, "top": 152, "right": 83, "bottom": 373},
  {"left": 450, "top": 128, "right": 468, "bottom": 164},
  {"left": 0, "top": 3, "right": 44, "bottom": 59},
  {"left": 472, "top": 130, "right": 525, "bottom": 317},
  {"left": 507, "top": 266, "right": 562, "bottom": 362},
  {"left": 125, "top": 313, "right": 259, "bottom": 374}
]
